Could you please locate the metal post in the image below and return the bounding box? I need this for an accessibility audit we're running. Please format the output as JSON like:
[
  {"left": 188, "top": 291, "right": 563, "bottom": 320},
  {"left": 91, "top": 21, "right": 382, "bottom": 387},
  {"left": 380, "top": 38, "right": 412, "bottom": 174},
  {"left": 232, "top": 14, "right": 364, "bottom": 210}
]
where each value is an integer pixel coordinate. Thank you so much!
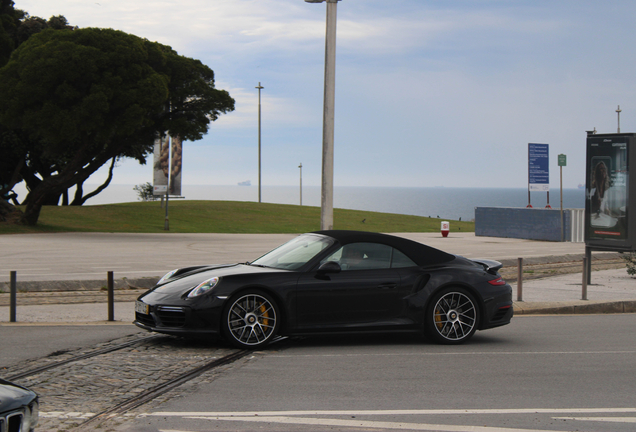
[
  {"left": 299, "top": 163, "right": 303, "bottom": 206},
  {"left": 581, "top": 258, "right": 588, "bottom": 300},
  {"left": 164, "top": 137, "right": 170, "bottom": 231},
  {"left": 107, "top": 271, "right": 114, "bottom": 321},
  {"left": 560, "top": 165, "right": 564, "bottom": 241},
  {"left": 10, "top": 271, "right": 17, "bottom": 322},
  {"left": 516, "top": 258, "right": 523, "bottom": 302},
  {"left": 616, "top": 105, "right": 621, "bottom": 133},
  {"left": 164, "top": 189, "right": 169, "bottom": 230},
  {"left": 321, "top": 0, "right": 339, "bottom": 230},
  {"left": 585, "top": 246, "right": 592, "bottom": 285},
  {"left": 256, "top": 82, "right": 264, "bottom": 203}
]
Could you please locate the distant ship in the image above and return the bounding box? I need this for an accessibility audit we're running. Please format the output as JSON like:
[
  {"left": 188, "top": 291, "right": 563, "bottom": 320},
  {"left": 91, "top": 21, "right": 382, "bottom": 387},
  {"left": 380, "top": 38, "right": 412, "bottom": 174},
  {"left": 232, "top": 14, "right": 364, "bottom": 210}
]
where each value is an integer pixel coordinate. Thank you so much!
[
  {"left": 578, "top": 183, "right": 585, "bottom": 189},
  {"left": 238, "top": 180, "right": 251, "bottom": 186}
]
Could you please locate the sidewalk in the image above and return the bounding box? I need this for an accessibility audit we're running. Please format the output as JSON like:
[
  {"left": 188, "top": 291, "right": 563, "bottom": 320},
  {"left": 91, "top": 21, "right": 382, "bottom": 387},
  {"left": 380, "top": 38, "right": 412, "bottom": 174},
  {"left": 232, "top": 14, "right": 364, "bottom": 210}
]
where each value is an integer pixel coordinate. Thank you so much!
[{"left": 1, "top": 232, "right": 635, "bottom": 323}]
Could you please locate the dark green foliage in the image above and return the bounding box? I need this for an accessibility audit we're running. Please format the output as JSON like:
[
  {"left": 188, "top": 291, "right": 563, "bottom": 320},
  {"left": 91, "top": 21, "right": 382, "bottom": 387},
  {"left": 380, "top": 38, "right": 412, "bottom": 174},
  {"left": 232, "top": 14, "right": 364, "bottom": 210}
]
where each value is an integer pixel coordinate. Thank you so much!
[
  {"left": 622, "top": 252, "right": 636, "bottom": 276},
  {"left": 0, "top": 27, "right": 234, "bottom": 224},
  {"left": 133, "top": 182, "right": 157, "bottom": 202}
]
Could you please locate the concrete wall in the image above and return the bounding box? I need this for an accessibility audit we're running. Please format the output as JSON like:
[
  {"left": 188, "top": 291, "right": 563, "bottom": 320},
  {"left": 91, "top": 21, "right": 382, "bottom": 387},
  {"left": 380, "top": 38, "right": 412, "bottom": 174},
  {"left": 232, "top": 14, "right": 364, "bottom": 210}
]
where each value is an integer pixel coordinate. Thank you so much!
[{"left": 475, "top": 207, "right": 575, "bottom": 241}]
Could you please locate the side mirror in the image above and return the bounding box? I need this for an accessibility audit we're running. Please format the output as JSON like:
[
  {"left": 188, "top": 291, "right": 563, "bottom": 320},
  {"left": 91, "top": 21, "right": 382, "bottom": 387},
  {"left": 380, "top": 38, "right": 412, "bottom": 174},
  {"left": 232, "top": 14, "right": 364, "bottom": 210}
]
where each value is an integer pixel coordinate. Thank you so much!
[{"left": 317, "top": 261, "right": 341, "bottom": 275}]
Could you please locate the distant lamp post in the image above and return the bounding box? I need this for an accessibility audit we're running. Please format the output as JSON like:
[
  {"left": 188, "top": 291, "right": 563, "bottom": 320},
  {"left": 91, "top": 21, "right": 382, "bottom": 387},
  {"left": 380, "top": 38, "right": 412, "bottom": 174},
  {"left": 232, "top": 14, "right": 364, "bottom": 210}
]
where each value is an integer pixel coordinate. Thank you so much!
[
  {"left": 256, "top": 82, "right": 264, "bottom": 203},
  {"left": 299, "top": 163, "right": 303, "bottom": 206},
  {"left": 305, "top": 0, "right": 340, "bottom": 230},
  {"left": 616, "top": 105, "right": 622, "bottom": 133}
]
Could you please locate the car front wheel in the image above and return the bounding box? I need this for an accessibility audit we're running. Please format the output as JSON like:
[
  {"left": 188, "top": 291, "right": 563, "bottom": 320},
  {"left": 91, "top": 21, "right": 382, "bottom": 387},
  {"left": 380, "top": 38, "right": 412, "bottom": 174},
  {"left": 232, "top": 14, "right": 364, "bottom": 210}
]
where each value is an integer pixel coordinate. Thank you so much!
[
  {"left": 222, "top": 291, "right": 279, "bottom": 349},
  {"left": 426, "top": 287, "right": 479, "bottom": 344}
]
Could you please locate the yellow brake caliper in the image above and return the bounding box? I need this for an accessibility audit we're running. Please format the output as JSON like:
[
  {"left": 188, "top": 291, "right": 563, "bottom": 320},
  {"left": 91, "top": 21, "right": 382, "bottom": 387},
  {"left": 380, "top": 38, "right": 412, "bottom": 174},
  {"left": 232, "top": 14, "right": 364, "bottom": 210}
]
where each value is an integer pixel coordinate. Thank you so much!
[
  {"left": 434, "top": 306, "right": 443, "bottom": 329},
  {"left": 259, "top": 303, "right": 269, "bottom": 328}
]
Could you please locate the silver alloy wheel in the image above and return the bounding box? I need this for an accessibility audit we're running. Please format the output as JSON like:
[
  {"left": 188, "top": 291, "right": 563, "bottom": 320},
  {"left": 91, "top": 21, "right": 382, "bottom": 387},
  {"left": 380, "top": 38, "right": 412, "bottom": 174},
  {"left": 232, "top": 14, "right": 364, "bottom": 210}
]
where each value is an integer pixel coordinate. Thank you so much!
[
  {"left": 227, "top": 293, "right": 277, "bottom": 347},
  {"left": 432, "top": 291, "right": 477, "bottom": 342}
]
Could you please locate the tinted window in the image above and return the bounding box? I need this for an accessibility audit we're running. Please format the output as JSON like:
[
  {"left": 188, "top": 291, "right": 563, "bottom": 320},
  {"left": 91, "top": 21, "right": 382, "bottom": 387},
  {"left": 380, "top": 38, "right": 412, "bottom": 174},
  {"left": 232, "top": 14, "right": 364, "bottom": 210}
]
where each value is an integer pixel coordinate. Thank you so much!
[
  {"left": 322, "top": 242, "right": 393, "bottom": 270},
  {"left": 391, "top": 248, "right": 417, "bottom": 268}
]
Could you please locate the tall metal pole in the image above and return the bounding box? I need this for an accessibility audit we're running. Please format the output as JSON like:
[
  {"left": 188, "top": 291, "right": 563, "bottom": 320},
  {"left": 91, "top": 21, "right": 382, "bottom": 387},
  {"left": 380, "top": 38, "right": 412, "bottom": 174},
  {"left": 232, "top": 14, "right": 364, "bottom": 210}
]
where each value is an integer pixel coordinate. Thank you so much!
[
  {"left": 299, "top": 163, "right": 303, "bottom": 206},
  {"left": 306, "top": 0, "right": 340, "bottom": 229},
  {"left": 616, "top": 105, "right": 622, "bottom": 133},
  {"left": 164, "top": 136, "right": 170, "bottom": 231},
  {"left": 256, "top": 83, "right": 264, "bottom": 203},
  {"left": 321, "top": 0, "right": 338, "bottom": 230}
]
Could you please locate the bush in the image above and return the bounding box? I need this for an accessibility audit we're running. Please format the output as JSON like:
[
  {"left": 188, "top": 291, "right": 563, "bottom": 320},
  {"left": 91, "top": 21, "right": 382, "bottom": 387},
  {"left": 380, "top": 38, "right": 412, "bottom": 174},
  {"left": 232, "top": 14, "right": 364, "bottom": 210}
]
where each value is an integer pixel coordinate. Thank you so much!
[
  {"left": 133, "top": 182, "right": 157, "bottom": 201},
  {"left": 622, "top": 252, "right": 636, "bottom": 276}
]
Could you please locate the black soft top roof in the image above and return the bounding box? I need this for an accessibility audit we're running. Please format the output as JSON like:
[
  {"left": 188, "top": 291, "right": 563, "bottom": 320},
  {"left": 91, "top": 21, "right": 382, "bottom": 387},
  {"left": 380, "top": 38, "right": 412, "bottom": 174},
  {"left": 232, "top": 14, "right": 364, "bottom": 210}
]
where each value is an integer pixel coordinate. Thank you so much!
[{"left": 312, "top": 230, "right": 455, "bottom": 266}]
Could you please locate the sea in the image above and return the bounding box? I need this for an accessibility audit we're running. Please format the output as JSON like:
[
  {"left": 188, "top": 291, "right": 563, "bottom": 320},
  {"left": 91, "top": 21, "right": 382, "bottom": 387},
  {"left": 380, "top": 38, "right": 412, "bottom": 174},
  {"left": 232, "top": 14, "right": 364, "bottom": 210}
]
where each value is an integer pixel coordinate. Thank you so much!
[{"left": 27, "top": 184, "right": 585, "bottom": 222}]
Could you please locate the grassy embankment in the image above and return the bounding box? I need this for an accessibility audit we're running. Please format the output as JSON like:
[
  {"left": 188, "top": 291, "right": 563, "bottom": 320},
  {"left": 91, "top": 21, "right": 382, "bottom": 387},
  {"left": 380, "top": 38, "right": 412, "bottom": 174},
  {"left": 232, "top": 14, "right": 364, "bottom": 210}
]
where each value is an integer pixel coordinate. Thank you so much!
[{"left": 0, "top": 200, "right": 474, "bottom": 234}]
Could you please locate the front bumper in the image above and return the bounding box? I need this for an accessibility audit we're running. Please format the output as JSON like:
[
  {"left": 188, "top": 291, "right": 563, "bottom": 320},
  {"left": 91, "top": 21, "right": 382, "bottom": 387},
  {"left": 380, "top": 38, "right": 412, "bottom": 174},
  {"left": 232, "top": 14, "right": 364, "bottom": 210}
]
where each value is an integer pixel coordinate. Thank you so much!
[{"left": 133, "top": 296, "right": 225, "bottom": 337}]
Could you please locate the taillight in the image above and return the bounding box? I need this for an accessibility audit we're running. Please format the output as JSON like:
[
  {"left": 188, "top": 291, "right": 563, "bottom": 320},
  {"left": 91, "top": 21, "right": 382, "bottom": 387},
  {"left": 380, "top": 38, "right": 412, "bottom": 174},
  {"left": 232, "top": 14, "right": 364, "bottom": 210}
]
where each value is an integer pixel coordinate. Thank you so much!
[{"left": 488, "top": 277, "right": 506, "bottom": 286}]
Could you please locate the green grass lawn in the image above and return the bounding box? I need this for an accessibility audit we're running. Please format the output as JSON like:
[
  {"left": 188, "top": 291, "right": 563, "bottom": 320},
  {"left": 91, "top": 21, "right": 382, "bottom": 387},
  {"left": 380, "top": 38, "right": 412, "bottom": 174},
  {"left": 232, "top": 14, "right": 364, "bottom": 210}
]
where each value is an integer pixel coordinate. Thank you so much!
[{"left": 0, "top": 200, "right": 474, "bottom": 234}]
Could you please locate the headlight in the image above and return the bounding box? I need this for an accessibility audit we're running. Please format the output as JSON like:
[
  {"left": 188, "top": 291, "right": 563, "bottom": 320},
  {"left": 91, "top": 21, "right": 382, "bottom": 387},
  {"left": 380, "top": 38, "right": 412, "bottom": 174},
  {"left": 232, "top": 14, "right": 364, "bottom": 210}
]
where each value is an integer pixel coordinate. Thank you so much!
[
  {"left": 158, "top": 269, "right": 179, "bottom": 284},
  {"left": 187, "top": 277, "right": 220, "bottom": 298},
  {"left": 23, "top": 400, "right": 39, "bottom": 431}
]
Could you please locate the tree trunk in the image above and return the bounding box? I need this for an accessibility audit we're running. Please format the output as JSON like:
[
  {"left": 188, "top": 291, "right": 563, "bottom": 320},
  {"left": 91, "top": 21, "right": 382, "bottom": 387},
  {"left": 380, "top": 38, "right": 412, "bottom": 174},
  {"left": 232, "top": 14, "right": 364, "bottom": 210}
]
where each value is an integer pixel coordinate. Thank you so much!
[
  {"left": 71, "top": 157, "right": 117, "bottom": 206},
  {"left": 0, "top": 199, "right": 23, "bottom": 223}
]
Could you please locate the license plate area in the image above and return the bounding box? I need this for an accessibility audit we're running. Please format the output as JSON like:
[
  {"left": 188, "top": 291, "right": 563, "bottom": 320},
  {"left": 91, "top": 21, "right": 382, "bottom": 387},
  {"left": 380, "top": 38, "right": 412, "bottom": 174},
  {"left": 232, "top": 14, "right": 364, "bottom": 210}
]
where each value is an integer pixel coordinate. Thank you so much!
[{"left": 135, "top": 301, "right": 149, "bottom": 315}]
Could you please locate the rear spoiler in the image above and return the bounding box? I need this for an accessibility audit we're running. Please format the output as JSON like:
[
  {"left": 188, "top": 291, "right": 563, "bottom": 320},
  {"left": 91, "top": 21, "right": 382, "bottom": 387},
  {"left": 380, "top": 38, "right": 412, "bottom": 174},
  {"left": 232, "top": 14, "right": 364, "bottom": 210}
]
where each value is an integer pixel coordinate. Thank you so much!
[{"left": 471, "top": 258, "right": 503, "bottom": 273}]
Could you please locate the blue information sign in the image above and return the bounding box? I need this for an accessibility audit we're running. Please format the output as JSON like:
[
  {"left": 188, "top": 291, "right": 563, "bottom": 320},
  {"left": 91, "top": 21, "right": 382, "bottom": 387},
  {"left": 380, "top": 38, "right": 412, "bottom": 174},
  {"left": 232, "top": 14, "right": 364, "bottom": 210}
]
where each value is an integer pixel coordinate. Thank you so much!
[{"left": 528, "top": 143, "right": 549, "bottom": 191}]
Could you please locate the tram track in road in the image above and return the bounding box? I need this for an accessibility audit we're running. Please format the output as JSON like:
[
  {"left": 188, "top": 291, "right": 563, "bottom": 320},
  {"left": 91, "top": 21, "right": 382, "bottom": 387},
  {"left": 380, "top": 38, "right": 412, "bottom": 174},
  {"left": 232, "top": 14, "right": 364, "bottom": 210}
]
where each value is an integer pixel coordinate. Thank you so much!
[
  {"left": 5, "top": 334, "right": 164, "bottom": 381},
  {"left": 73, "top": 349, "right": 251, "bottom": 430},
  {"left": 2, "top": 332, "right": 253, "bottom": 432}
]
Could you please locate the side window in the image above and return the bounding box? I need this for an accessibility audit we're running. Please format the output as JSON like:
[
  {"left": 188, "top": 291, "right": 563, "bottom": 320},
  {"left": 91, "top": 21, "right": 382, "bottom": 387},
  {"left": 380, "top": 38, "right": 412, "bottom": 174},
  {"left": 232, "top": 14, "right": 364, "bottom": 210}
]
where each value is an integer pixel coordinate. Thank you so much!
[
  {"left": 322, "top": 242, "right": 392, "bottom": 271},
  {"left": 391, "top": 248, "right": 417, "bottom": 268}
]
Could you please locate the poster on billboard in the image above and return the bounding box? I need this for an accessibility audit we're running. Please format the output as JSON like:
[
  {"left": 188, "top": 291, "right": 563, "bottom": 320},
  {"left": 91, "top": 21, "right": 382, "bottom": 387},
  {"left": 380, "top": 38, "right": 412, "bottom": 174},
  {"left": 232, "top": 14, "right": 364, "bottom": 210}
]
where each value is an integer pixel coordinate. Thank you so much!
[
  {"left": 528, "top": 143, "right": 549, "bottom": 191},
  {"left": 153, "top": 135, "right": 169, "bottom": 195},
  {"left": 170, "top": 135, "right": 182, "bottom": 196},
  {"left": 586, "top": 138, "right": 629, "bottom": 241}
]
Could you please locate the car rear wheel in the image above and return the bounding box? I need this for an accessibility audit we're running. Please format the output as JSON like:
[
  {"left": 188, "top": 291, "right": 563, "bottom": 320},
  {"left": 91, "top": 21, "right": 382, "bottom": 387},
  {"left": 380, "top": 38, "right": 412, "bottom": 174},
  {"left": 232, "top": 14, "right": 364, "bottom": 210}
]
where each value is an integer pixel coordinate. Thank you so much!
[
  {"left": 426, "top": 287, "right": 479, "bottom": 344},
  {"left": 222, "top": 291, "right": 279, "bottom": 349}
]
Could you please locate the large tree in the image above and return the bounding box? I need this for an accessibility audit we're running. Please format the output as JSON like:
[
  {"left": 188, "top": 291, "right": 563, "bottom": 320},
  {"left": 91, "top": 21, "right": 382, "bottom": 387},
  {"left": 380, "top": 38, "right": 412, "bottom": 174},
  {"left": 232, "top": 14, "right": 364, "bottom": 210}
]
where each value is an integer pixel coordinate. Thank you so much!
[
  {"left": 0, "top": 27, "right": 234, "bottom": 225},
  {"left": 1, "top": 2, "right": 75, "bottom": 212}
]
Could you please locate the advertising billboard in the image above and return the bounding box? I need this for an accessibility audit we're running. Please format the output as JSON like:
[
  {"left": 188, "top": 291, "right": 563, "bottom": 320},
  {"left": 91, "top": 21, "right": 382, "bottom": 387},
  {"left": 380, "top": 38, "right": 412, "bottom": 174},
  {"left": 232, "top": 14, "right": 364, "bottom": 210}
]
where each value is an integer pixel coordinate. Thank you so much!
[
  {"left": 153, "top": 135, "right": 169, "bottom": 195},
  {"left": 152, "top": 135, "right": 183, "bottom": 196},
  {"left": 585, "top": 133, "right": 635, "bottom": 251}
]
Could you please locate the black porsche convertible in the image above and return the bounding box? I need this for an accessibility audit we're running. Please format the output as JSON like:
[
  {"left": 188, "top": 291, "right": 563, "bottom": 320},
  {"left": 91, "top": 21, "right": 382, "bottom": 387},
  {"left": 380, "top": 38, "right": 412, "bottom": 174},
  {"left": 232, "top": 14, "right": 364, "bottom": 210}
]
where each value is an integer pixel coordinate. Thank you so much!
[{"left": 134, "top": 230, "right": 513, "bottom": 348}]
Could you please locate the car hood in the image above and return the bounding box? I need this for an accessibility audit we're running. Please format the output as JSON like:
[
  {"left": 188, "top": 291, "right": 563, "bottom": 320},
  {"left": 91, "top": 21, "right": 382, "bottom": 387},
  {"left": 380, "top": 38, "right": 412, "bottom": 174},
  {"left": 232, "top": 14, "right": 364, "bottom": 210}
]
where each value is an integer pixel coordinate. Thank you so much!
[
  {"left": 0, "top": 378, "right": 36, "bottom": 413},
  {"left": 147, "top": 263, "right": 289, "bottom": 297}
]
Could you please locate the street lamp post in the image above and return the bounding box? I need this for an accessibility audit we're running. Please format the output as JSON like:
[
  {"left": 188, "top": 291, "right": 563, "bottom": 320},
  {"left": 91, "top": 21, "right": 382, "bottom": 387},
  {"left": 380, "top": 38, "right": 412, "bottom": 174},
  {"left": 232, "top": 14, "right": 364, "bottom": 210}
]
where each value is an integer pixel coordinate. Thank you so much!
[
  {"left": 256, "top": 82, "right": 264, "bottom": 203},
  {"left": 299, "top": 163, "right": 303, "bottom": 205},
  {"left": 306, "top": 0, "right": 340, "bottom": 230}
]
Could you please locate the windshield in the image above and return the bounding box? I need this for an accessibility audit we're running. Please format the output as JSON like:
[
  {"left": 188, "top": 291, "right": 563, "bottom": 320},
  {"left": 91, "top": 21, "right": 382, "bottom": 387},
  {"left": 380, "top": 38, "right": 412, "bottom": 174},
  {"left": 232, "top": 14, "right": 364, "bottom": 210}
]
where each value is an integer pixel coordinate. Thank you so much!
[{"left": 251, "top": 234, "right": 334, "bottom": 270}]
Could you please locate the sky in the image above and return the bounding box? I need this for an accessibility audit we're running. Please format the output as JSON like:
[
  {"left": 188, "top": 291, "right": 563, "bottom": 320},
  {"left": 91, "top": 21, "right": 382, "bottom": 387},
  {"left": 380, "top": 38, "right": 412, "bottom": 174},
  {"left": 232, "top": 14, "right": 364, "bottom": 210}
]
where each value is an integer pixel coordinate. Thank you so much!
[{"left": 13, "top": 0, "right": 636, "bottom": 190}]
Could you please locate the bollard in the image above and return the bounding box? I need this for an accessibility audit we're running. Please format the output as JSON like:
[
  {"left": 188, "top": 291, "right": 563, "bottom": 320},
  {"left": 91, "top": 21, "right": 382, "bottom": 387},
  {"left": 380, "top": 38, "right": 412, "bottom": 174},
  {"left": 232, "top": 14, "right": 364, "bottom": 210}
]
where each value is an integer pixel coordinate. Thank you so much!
[
  {"left": 441, "top": 221, "right": 450, "bottom": 238},
  {"left": 516, "top": 258, "right": 523, "bottom": 302},
  {"left": 10, "top": 271, "right": 17, "bottom": 322},
  {"left": 581, "top": 258, "right": 588, "bottom": 300},
  {"left": 107, "top": 271, "right": 115, "bottom": 321}
]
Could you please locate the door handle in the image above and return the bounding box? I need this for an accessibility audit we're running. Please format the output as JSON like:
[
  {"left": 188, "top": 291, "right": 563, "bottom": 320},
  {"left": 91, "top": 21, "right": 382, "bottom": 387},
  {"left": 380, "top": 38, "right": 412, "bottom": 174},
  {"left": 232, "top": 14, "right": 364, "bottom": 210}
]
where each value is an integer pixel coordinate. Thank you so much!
[{"left": 378, "top": 283, "right": 397, "bottom": 289}]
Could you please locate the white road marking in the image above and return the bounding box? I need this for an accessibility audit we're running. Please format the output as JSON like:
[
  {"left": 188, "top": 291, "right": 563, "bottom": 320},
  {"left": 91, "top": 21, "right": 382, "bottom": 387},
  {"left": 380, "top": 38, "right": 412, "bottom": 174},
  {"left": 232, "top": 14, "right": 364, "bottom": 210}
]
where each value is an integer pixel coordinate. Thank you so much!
[
  {"left": 554, "top": 416, "right": 636, "bottom": 423},
  {"left": 268, "top": 350, "right": 636, "bottom": 357},
  {"left": 190, "top": 415, "right": 563, "bottom": 432},
  {"left": 148, "top": 407, "right": 636, "bottom": 417}
]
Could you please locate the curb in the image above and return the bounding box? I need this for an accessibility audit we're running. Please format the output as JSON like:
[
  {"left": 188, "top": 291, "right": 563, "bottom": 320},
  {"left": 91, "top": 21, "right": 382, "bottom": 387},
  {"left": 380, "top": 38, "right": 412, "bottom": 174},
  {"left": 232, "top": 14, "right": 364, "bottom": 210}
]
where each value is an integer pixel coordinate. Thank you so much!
[
  {"left": 1, "top": 277, "right": 160, "bottom": 293},
  {"left": 513, "top": 300, "right": 636, "bottom": 315}
]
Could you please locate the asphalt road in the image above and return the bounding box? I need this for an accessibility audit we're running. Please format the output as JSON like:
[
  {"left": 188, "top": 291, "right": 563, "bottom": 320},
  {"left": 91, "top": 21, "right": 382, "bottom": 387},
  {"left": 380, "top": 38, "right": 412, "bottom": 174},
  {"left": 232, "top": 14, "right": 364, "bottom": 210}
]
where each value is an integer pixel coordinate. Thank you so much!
[
  {"left": 0, "top": 324, "right": 140, "bottom": 366},
  {"left": 120, "top": 314, "right": 636, "bottom": 432}
]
